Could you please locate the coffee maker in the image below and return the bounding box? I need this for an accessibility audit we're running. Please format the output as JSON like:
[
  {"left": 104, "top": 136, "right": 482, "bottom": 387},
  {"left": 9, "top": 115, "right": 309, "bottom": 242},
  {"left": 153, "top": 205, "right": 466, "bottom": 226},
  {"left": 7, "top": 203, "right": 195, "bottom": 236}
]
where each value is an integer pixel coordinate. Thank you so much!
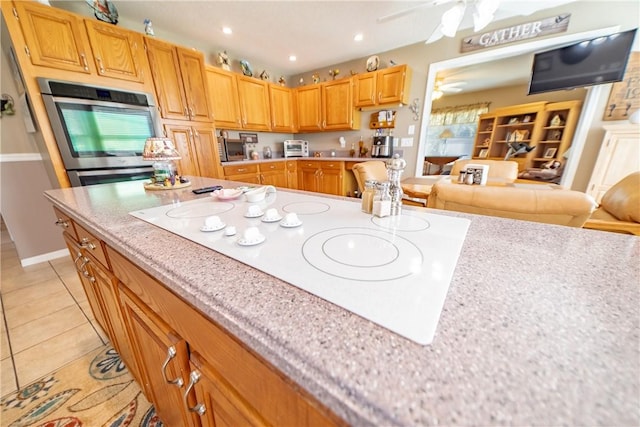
[{"left": 371, "top": 135, "right": 393, "bottom": 158}]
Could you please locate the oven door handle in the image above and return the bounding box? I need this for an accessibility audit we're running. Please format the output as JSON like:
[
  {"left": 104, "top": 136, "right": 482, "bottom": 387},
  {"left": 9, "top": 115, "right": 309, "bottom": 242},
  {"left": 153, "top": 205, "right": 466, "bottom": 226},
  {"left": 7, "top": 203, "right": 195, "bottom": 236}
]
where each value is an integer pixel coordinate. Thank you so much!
[{"left": 74, "top": 167, "right": 153, "bottom": 177}]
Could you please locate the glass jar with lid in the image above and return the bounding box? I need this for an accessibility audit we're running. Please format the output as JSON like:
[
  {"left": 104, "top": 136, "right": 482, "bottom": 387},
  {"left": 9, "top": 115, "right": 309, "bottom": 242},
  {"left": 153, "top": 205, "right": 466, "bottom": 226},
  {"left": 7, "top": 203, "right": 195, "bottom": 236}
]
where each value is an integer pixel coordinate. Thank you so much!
[{"left": 361, "top": 180, "right": 377, "bottom": 214}]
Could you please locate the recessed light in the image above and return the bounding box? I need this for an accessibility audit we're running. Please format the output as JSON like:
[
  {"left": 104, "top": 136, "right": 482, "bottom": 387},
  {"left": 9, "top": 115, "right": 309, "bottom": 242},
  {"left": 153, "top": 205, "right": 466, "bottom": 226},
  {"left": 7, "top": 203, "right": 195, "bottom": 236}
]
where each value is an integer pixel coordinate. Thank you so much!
[
  {"left": 354, "top": 33, "right": 364, "bottom": 42},
  {"left": 289, "top": 55, "right": 297, "bottom": 62},
  {"left": 222, "top": 27, "right": 232, "bottom": 35}
]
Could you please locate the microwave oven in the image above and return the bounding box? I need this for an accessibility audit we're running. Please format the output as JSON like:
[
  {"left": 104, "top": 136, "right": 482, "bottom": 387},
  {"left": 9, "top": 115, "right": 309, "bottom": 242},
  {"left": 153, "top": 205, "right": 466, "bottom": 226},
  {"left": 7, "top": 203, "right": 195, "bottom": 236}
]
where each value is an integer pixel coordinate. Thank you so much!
[
  {"left": 218, "top": 138, "right": 246, "bottom": 162},
  {"left": 284, "top": 140, "right": 309, "bottom": 158}
]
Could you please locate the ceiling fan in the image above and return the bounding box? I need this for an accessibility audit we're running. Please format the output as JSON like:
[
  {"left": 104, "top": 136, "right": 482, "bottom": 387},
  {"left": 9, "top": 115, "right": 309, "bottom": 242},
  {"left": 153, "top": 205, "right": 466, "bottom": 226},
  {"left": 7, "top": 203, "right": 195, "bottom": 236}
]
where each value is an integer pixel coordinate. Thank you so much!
[
  {"left": 377, "top": 0, "right": 501, "bottom": 44},
  {"left": 432, "top": 80, "right": 467, "bottom": 100}
]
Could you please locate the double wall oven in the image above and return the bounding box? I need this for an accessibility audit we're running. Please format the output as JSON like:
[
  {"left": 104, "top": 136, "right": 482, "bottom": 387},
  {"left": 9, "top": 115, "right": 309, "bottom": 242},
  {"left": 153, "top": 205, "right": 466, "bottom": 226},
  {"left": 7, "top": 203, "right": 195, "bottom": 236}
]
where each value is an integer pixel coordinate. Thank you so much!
[{"left": 38, "top": 78, "right": 163, "bottom": 186}]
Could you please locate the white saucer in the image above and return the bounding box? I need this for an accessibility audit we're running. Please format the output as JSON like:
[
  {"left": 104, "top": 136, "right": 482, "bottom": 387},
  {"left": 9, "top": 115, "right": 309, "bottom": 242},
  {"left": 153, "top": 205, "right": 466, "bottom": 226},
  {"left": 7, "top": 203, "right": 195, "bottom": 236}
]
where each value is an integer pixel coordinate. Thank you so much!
[
  {"left": 280, "top": 219, "right": 302, "bottom": 228},
  {"left": 200, "top": 223, "right": 225, "bottom": 232},
  {"left": 244, "top": 211, "right": 264, "bottom": 218},
  {"left": 261, "top": 215, "right": 283, "bottom": 223},
  {"left": 237, "top": 234, "right": 266, "bottom": 246},
  {"left": 212, "top": 189, "right": 243, "bottom": 200}
]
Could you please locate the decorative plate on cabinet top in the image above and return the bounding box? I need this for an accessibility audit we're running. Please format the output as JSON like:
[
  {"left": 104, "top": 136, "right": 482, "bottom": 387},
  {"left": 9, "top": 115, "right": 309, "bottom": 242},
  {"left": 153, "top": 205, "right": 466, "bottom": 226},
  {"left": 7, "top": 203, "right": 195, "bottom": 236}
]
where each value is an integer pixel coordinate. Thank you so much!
[
  {"left": 240, "top": 60, "right": 253, "bottom": 77},
  {"left": 366, "top": 55, "right": 379, "bottom": 72}
]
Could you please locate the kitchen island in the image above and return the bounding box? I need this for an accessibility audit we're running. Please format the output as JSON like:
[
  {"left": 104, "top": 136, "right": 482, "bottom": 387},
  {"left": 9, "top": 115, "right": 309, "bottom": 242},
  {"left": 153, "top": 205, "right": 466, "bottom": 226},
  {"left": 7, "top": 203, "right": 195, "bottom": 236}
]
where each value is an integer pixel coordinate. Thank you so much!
[{"left": 45, "top": 177, "right": 639, "bottom": 426}]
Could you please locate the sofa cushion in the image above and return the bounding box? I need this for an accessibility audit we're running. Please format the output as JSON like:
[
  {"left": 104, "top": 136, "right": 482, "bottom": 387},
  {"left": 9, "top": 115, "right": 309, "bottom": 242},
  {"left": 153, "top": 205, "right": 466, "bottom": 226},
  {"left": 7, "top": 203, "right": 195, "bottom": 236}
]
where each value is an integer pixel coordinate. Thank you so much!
[{"left": 600, "top": 172, "right": 640, "bottom": 223}]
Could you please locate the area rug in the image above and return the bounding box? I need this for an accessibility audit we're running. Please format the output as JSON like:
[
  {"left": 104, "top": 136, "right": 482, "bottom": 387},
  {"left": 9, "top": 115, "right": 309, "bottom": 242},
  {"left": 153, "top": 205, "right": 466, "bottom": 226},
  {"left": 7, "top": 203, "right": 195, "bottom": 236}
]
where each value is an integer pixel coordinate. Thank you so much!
[{"left": 1, "top": 345, "right": 163, "bottom": 427}]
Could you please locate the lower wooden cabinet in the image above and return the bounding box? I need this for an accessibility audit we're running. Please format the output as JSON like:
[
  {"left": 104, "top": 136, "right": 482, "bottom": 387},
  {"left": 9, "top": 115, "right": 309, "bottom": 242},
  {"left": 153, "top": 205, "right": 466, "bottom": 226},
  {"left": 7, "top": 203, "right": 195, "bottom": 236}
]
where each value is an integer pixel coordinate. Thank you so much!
[
  {"left": 164, "top": 123, "right": 222, "bottom": 178},
  {"left": 223, "top": 161, "right": 289, "bottom": 187},
  {"left": 286, "top": 161, "right": 298, "bottom": 189},
  {"left": 53, "top": 207, "right": 342, "bottom": 427},
  {"left": 298, "top": 160, "right": 344, "bottom": 195}
]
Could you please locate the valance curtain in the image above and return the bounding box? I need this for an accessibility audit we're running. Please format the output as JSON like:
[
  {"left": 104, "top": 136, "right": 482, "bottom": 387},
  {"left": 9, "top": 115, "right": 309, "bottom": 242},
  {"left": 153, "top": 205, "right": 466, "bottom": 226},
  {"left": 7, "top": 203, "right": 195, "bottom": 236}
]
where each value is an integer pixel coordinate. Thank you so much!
[{"left": 429, "top": 102, "right": 490, "bottom": 126}]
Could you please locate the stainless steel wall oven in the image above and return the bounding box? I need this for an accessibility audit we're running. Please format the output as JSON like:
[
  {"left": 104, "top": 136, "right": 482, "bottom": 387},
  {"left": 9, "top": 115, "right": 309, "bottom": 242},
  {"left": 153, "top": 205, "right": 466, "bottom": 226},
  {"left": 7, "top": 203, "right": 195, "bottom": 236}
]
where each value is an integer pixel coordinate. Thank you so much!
[{"left": 38, "top": 78, "right": 163, "bottom": 186}]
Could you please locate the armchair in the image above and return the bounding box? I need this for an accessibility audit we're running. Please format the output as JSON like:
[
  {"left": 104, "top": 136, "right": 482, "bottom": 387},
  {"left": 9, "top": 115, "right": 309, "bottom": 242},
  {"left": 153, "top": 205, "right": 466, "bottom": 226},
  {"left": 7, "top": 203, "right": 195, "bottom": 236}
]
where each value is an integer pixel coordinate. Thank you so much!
[
  {"left": 583, "top": 172, "right": 640, "bottom": 235},
  {"left": 351, "top": 161, "right": 388, "bottom": 194}
]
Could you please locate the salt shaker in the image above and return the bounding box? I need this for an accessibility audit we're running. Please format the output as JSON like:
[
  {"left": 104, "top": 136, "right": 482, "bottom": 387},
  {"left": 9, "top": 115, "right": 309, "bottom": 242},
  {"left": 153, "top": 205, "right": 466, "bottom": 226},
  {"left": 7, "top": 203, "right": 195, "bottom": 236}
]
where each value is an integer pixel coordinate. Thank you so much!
[{"left": 372, "top": 181, "right": 391, "bottom": 217}]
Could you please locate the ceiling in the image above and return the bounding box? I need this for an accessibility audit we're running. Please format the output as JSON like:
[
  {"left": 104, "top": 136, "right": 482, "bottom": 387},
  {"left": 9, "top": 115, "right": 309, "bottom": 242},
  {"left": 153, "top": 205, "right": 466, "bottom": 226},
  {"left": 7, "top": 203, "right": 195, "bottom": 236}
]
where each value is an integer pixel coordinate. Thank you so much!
[{"left": 52, "top": 0, "right": 578, "bottom": 83}]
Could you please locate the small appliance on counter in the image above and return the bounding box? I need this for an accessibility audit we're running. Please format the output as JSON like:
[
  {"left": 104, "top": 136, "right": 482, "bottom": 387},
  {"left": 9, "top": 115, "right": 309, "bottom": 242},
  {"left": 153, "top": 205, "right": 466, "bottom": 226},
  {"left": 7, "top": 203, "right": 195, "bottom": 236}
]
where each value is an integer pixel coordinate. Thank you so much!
[
  {"left": 371, "top": 135, "right": 393, "bottom": 158},
  {"left": 284, "top": 140, "right": 309, "bottom": 158},
  {"left": 218, "top": 137, "right": 247, "bottom": 162}
]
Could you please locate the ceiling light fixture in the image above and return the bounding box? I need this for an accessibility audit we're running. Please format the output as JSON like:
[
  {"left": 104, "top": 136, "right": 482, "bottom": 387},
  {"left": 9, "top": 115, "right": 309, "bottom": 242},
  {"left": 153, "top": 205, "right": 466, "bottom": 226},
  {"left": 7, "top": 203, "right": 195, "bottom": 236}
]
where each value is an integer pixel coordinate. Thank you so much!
[
  {"left": 432, "top": 89, "right": 444, "bottom": 101},
  {"left": 289, "top": 55, "right": 297, "bottom": 62},
  {"left": 354, "top": 33, "right": 363, "bottom": 42},
  {"left": 222, "top": 26, "right": 232, "bottom": 35}
]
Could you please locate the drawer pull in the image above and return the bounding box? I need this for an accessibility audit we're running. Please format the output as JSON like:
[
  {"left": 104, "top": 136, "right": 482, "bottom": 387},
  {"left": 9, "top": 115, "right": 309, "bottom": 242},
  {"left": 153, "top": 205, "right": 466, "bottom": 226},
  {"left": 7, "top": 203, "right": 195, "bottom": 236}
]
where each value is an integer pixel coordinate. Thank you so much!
[
  {"left": 184, "top": 370, "right": 206, "bottom": 416},
  {"left": 161, "top": 346, "right": 184, "bottom": 388},
  {"left": 80, "top": 237, "right": 96, "bottom": 251},
  {"left": 55, "top": 218, "right": 69, "bottom": 228}
]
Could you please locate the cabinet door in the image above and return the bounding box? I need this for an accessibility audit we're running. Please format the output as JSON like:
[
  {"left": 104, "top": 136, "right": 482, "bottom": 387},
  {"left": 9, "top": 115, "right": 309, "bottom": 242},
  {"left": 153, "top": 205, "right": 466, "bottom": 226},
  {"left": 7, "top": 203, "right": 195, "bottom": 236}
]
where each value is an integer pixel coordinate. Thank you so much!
[
  {"left": 119, "top": 287, "right": 196, "bottom": 427},
  {"left": 237, "top": 76, "right": 271, "bottom": 131},
  {"left": 146, "top": 38, "right": 189, "bottom": 120},
  {"left": 298, "top": 161, "right": 321, "bottom": 192},
  {"left": 84, "top": 20, "right": 145, "bottom": 82},
  {"left": 296, "top": 85, "right": 323, "bottom": 131},
  {"left": 178, "top": 48, "right": 213, "bottom": 122},
  {"left": 377, "top": 65, "right": 410, "bottom": 105},
  {"left": 259, "top": 162, "right": 287, "bottom": 187},
  {"left": 192, "top": 125, "right": 222, "bottom": 178},
  {"left": 354, "top": 72, "right": 376, "bottom": 108},
  {"left": 319, "top": 163, "right": 343, "bottom": 196},
  {"left": 188, "top": 351, "right": 267, "bottom": 427},
  {"left": 323, "top": 79, "right": 354, "bottom": 130},
  {"left": 269, "top": 84, "right": 297, "bottom": 132},
  {"left": 13, "top": 1, "right": 93, "bottom": 74},
  {"left": 286, "top": 161, "right": 298, "bottom": 189},
  {"left": 164, "top": 124, "right": 200, "bottom": 177},
  {"left": 206, "top": 67, "right": 242, "bottom": 129}
]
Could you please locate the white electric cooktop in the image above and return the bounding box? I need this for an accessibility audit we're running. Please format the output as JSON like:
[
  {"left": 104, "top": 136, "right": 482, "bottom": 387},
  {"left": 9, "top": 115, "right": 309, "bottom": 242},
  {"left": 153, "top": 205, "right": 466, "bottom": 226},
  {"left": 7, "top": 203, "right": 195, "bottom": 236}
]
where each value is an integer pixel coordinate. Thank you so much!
[{"left": 130, "top": 189, "right": 470, "bottom": 345}]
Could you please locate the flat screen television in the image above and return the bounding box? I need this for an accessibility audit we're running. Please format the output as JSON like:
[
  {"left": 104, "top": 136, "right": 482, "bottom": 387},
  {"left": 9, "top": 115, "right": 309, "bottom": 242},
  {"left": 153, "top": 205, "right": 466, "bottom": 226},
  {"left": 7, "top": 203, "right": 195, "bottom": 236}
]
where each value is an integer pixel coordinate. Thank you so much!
[{"left": 528, "top": 28, "right": 637, "bottom": 95}]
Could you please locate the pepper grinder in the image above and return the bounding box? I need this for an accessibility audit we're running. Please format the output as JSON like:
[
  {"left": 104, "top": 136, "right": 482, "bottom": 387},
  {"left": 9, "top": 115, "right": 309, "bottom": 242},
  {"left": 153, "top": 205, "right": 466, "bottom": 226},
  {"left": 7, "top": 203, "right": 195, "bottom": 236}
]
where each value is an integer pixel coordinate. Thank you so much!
[{"left": 386, "top": 154, "right": 406, "bottom": 216}]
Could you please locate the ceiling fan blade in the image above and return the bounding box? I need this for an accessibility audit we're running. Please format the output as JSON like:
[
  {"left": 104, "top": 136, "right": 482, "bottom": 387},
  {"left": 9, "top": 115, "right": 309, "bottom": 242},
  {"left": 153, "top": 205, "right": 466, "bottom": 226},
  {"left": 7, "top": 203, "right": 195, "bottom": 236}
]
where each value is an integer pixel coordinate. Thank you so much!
[
  {"left": 442, "top": 87, "right": 464, "bottom": 93},
  {"left": 439, "top": 81, "right": 467, "bottom": 90}
]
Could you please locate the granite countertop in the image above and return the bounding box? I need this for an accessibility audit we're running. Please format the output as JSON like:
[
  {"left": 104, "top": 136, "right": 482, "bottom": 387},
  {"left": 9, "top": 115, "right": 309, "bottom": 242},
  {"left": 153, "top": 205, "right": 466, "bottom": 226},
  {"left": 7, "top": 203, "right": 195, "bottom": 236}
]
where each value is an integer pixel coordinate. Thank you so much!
[
  {"left": 45, "top": 177, "right": 640, "bottom": 426},
  {"left": 221, "top": 155, "right": 380, "bottom": 165}
]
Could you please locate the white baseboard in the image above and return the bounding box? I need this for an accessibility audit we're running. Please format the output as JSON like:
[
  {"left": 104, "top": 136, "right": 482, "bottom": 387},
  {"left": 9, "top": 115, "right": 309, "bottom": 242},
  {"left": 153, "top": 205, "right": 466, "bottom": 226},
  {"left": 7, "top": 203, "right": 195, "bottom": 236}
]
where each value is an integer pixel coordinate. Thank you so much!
[{"left": 21, "top": 248, "right": 69, "bottom": 267}]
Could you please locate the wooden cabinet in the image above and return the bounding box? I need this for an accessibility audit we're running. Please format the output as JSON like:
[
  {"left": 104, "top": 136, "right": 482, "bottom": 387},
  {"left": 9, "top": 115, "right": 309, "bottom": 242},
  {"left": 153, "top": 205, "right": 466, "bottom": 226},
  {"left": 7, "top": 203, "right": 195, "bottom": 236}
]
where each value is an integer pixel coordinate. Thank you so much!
[
  {"left": 222, "top": 161, "right": 288, "bottom": 187},
  {"left": 83, "top": 20, "right": 146, "bottom": 82},
  {"left": 164, "top": 123, "right": 222, "bottom": 178},
  {"left": 206, "top": 67, "right": 271, "bottom": 131},
  {"left": 354, "top": 65, "right": 412, "bottom": 108},
  {"left": 268, "top": 84, "right": 297, "bottom": 132},
  {"left": 237, "top": 76, "right": 271, "bottom": 131},
  {"left": 296, "top": 84, "right": 323, "bottom": 131},
  {"left": 11, "top": 1, "right": 94, "bottom": 74},
  {"left": 586, "top": 123, "right": 640, "bottom": 203},
  {"left": 286, "top": 161, "right": 298, "bottom": 189},
  {"left": 471, "top": 101, "right": 582, "bottom": 171},
  {"left": 297, "top": 79, "right": 360, "bottom": 132},
  {"left": 298, "top": 160, "right": 344, "bottom": 195},
  {"left": 206, "top": 66, "right": 242, "bottom": 129},
  {"left": 146, "top": 38, "right": 212, "bottom": 122}
]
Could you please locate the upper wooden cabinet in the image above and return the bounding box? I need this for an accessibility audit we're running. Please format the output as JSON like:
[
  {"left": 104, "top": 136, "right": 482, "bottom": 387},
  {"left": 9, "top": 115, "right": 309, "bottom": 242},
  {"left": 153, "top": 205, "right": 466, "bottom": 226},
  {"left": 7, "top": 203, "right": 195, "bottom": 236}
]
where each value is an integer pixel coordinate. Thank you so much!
[
  {"left": 354, "top": 65, "right": 412, "bottom": 108},
  {"left": 268, "top": 84, "right": 297, "bottom": 132},
  {"left": 11, "top": 1, "right": 94, "bottom": 74},
  {"left": 146, "top": 38, "right": 212, "bottom": 122},
  {"left": 237, "top": 75, "right": 271, "bottom": 131},
  {"left": 206, "top": 67, "right": 271, "bottom": 131},
  {"left": 297, "top": 78, "right": 360, "bottom": 132},
  {"left": 84, "top": 20, "right": 146, "bottom": 82}
]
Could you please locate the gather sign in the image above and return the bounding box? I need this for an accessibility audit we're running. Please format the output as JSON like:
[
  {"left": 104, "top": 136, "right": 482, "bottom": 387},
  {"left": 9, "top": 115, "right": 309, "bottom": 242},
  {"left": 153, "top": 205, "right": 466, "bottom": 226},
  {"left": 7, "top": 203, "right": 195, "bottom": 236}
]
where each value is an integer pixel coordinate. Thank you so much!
[{"left": 461, "top": 14, "right": 571, "bottom": 53}]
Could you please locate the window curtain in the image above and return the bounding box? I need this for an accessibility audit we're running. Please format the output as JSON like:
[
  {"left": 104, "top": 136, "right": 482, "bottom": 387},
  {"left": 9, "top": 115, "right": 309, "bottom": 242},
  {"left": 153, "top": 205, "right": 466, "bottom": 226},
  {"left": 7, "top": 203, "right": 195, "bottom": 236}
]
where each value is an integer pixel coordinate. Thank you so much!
[{"left": 429, "top": 102, "right": 491, "bottom": 126}]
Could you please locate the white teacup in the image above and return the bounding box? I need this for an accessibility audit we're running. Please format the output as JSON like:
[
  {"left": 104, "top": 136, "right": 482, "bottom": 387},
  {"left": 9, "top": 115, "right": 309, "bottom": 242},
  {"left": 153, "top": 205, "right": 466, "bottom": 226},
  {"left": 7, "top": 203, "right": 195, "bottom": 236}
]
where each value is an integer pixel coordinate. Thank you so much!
[
  {"left": 283, "top": 212, "right": 299, "bottom": 224},
  {"left": 204, "top": 215, "right": 223, "bottom": 228},
  {"left": 264, "top": 208, "right": 279, "bottom": 220},
  {"left": 242, "top": 226, "right": 261, "bottom": 241},
  {"left": 246, "top": 205, "right": 263, "bottom": 217},
  {"left": 245, "top": 185, "right": 276, "bottom": 203}
]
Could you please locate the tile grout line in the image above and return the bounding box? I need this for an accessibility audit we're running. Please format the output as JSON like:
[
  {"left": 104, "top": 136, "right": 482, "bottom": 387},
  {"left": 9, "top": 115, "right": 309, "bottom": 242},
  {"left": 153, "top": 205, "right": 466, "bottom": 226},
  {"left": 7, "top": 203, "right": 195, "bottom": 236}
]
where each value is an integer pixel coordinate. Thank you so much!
[{"left": 0, "top": 287, "right": 20, "bottom": 392}]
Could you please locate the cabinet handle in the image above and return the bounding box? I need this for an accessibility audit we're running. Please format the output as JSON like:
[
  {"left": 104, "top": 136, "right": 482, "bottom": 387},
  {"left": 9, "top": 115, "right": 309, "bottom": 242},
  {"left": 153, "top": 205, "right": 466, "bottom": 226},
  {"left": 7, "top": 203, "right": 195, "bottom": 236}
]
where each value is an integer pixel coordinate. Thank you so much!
[
  {"left": 80, "top": 53, "right": 89, "bottom": 71},
  {"left": 184, "top": 107, "right": 189, "bottom": 118},
  {"left": 237, "top": 168, "right": 246, "bottom": 172},
  {"left": 184, "top": 370, "right": 206, "bottom": 416},
  {"left": 189, "top": 106, "right": 195, "bottom": 118},
  {"left": 96, "top": 57, "right": 105, "bottom": 74},
  {"left": 161, "top": 346, "right": 184, "bottom": 388},
  {"left": 80, "top": 237, "right": 96, "bottom": 250},
  {"left": 73, "top": 251, "right": 83, "bottom": 269},
  {"left": 194, "top": 129, "right": 199, "bottom": 138},
  {"left": 79, "top": 257, "right": 90, "bottom": 275},
  {"left": 55, "top": 218, "right": 69, "bottom": 228},
  {"left": 378, "top": 92, "right": 382, "bottom": 102}
]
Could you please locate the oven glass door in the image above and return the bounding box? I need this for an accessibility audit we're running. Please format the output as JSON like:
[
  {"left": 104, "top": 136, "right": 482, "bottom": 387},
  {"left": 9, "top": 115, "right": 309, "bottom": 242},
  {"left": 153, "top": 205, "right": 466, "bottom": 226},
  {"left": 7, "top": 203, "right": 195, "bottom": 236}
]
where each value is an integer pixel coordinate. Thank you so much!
[{"left": 56, "top": 100, "right": 155, "bottom": 158}]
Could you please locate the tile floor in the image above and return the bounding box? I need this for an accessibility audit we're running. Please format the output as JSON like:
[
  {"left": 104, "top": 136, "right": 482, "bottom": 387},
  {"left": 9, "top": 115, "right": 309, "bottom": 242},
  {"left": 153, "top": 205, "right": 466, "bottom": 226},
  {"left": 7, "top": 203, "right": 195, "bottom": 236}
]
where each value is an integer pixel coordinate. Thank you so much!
[{"left": 1, "top": 222, "right": 107, "bottom": 397}]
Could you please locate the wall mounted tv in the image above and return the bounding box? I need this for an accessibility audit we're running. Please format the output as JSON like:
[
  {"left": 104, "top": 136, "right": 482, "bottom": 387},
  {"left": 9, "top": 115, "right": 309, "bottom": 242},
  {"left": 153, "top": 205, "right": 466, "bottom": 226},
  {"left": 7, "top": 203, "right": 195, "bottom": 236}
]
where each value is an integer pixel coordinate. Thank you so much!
[{"left": 528, "top": 28, "right": 637, "bottom": 95}]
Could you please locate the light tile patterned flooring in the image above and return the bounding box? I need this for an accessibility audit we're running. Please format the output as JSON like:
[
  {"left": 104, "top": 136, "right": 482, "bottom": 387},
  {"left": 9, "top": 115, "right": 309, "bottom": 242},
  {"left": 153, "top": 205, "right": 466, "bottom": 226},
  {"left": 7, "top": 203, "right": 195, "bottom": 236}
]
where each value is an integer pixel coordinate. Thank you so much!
[{"left": 1, "top": 227, "right": 107, "bottom": 397}]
